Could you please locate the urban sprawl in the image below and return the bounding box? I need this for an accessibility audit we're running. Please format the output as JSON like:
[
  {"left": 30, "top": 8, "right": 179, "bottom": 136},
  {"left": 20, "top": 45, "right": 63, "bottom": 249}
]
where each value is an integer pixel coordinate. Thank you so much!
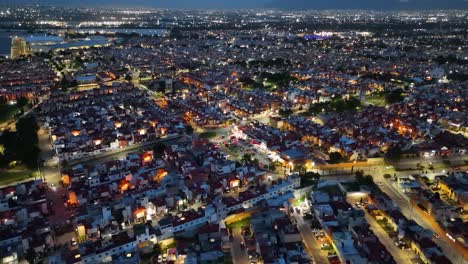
[{"left": 0, "top": 6, "right": 467, "bottom": 264}]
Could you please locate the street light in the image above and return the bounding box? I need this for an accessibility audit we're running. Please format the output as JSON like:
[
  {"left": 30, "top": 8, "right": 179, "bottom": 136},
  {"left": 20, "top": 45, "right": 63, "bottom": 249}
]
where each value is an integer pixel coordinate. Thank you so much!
[{"left": 289, "top": 161, "right": 294, "bottom": 173}]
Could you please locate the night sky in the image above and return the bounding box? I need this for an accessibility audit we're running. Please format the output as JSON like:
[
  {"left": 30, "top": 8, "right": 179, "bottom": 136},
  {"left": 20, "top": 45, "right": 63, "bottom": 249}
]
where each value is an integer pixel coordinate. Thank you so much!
[{"left": 3, "top": 0, "right": 468, "bottom": 9}]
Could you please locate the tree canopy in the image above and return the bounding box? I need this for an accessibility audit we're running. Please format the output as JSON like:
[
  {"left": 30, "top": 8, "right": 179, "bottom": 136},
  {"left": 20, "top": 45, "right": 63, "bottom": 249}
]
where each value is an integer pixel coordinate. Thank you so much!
[{"left": 0, "top": 115, "right": 40, "bottom": 169}]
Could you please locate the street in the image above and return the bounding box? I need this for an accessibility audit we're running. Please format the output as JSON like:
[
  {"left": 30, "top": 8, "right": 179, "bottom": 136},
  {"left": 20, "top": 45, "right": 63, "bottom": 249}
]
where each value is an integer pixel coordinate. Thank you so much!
[
  {"left": 293, "top": 212, "right": 329, "bottom": 264},
  {"left": 67, "top": 134, "right": 181, "bottom": 166},
  {"left": 38, "top": 127, "right": 61, "bottom": 183},
  {"left": 345, "top": 194, "right": 420, "bottom": 263},
  {"left": 231, "top": 227, "right": 249, "bottom": 264},
  {"left": 374, "top": 172, "right": 468, "bottom": 263},
  {"left": 364, "top": 210, "right": 418, "bottom": 263}
]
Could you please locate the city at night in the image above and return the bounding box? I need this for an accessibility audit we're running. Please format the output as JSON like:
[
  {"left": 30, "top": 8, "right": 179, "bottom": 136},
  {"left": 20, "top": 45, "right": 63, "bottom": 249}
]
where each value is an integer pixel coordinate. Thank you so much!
[{"left": 0, "top": 1, "right": 467, "bottom": 264}]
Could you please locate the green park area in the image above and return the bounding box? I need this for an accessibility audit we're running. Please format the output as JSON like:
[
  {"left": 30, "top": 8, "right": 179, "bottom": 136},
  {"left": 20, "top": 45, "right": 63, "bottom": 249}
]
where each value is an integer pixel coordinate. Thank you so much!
[
  {"left": 0, "top": 104, "right": 20, "bottom": 125},
  {"left": 0, "top": 115, "right": 41, "bottom": 186},
  {"left": 0, "top": 167, "right": 39, "bottom": 187},
  {"left": 364, "top": 93, "right": 387, "bottom": 106},
  {"left": 226, "top": 217, "right": 251, "bottom": 229},
  {"left": 239, "top": 71, "right": 294, "bottom": 92},
  {"left": 199, "top": 131, "right": 217, "bottom": 139},
  {"left": 0, "top": 97, "right": 32, "bottom": 127}
]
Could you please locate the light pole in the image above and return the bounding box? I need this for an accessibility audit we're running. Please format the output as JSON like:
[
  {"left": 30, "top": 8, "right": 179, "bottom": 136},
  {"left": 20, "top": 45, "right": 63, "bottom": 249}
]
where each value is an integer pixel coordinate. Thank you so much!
[
  {"left": 289, "top": 161, "right": 294, "bottom": 174},
  {"left": 36, "top": 157, "right": 42, "bottom": 182}
]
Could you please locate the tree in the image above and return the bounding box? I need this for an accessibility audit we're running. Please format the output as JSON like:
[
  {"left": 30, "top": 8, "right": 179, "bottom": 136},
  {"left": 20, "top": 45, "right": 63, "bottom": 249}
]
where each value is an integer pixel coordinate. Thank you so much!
[
  {"left": 355, "top": 170, "right": 365, "bottom": 178},
  {"left": 185, "top": 125, "right": 194, "bottom": 135},
  {"left": 241, "top": 154, "right": 252, "bottom": 164},
  {"left": 153, "top": 142, "right": 166, "bottom": 156},
  {"left": 169, "top": 28, "right": 183, "bottom": 39},
  {"left": 6, "top": 116, "right": 40, "bottom": 169},
  {"left": 328, "top": 152, "right": 344, "bottom": 164},
  {"left": 385, "top": 89, "right": 404, "bottom": 104},
  {"left": 17, "top": 96, "right": 29, "bottom": 108},
  {"left": 251, "top": 158, "right": 260, "bottom": 166},
  {"left": 294, "top": 163, "right": 306, "bottom": 175},
  {"left": 268, "top": 162, "right": 277, "bottom": 171},
  {"left": 386, "top": 145, "right": 402, "bottom": 162},
  {"left": 356, "top": 171, "right": 374, "bottom": 186},
  {"left": 153, "top": 243, "right": 162, "bottom": 257},
  {"left": 279, "top": 108, "right": 293, "bottom": 118},
  {"left": 24, "top": 248, "right": 36, "bottom": 264},
  {"left": 304, "top": 171, "right": 321, "bottom": 181}
]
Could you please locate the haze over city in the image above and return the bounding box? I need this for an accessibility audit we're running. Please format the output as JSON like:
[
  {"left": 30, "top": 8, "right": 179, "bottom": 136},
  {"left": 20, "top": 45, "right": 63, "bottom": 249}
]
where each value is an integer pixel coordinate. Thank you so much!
[
  {"left": 3, "top": 0, "right": 468, "bottom": 9},
  {"left": 0, "top": 1, "right": 467, "bottom": 264}
]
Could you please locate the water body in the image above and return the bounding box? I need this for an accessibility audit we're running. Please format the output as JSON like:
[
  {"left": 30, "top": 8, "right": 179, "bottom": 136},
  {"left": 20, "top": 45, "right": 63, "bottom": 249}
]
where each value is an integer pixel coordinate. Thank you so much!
[
  {"left": 0, "top": 28, "right": 168, "bottom": 57},
  {"left": 72, "top": 28, "right": 168, "bottom": 36},
  {"left": 0, "top": 30, "right": 27, "bottom": 57}
]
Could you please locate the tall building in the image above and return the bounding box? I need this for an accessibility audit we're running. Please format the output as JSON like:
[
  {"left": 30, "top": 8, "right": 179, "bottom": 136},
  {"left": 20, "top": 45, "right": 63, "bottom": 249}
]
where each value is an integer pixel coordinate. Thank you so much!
[{"left": 10, "top": 37, "right": 29, "bottom": 59}]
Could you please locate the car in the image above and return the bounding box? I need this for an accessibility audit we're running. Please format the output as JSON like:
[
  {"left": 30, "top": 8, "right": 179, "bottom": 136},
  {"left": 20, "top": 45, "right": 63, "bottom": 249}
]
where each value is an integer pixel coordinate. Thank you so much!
[
  {"left": 394, "top": 240, "right": 404, "bottom": 249},
  {"left": 321, "top": 243, "right": 329, "bottom": 249},
  {"left": 446, "top": 233, "right": 456, "bottom": 242},
  {"left": 315, "top": 232, "right": 325, "bottom": 239}
]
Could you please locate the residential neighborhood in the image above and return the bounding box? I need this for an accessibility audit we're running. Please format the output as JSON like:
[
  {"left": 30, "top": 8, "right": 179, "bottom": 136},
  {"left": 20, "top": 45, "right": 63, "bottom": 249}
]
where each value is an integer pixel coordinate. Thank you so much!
[{"left": 0, "top": 5, "right": 467, "bottom": 264}]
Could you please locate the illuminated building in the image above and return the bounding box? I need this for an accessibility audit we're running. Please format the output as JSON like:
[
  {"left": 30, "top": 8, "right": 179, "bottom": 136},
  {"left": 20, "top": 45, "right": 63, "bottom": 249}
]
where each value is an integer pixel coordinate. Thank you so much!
[
  {"left": 10, "top": 37, "right": 30, "bottom": 59},
  {"left": 68, "top": 191, "right": 78, "bottom": 205}
]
